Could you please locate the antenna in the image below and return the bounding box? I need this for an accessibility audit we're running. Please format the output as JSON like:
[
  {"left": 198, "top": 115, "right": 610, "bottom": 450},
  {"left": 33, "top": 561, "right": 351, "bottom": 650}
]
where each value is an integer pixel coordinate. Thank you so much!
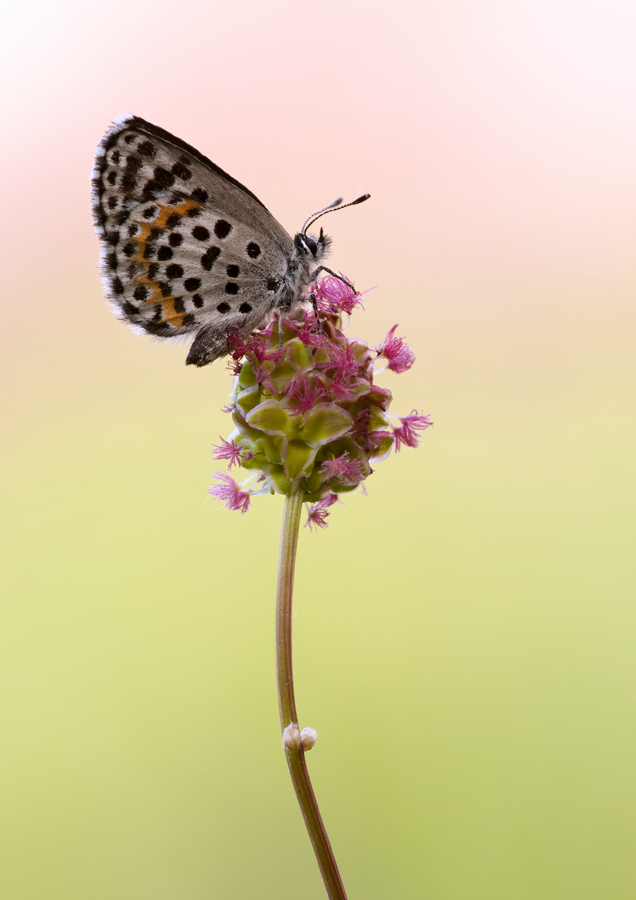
[{"left": 301, "top": 194, "right": 371, "bottom": 235}]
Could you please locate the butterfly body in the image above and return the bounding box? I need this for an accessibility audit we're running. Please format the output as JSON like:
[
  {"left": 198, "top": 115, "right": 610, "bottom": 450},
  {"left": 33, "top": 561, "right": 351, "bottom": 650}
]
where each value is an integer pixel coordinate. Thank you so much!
[{"left": 92, "top": 116, "right": 331, "bottom": 366}]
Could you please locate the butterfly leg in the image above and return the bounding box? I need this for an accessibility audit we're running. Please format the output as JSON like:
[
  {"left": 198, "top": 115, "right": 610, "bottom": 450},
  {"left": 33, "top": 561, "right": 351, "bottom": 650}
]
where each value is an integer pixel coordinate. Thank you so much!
[
  {"left": 310, "top": 294, "right": 326, "bottom": 335},
  {"left": 310, "top": 266, "right": 355, "bottom": 291},
  {"left": 278, "top": 313, "right": 283, "bottom": 350}
]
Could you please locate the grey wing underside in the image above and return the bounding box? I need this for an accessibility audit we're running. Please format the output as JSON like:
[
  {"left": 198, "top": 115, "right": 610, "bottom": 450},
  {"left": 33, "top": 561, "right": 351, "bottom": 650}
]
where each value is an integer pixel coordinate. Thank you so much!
[{"left": 92, "top": 115, "right": 296, "bottom": 365}]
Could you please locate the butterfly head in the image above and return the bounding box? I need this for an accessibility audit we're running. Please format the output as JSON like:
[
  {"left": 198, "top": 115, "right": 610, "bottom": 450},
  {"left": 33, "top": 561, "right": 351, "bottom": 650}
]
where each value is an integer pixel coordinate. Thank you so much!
[
  {"left": 295, "top": 193, "right": 369, "bottom": 265},
  {"left": 294, "top": 227, "right": 331, "bottom": 262}
]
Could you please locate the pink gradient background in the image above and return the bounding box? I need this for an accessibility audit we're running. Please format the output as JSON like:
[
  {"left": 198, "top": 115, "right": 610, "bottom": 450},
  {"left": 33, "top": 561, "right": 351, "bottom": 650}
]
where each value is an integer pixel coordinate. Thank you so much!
[
  {"left": 2, "top": 1, "right": 634, "bottom": 438},
  {"left": 1, "top": 2, "right": 635, "bottom": 898}
]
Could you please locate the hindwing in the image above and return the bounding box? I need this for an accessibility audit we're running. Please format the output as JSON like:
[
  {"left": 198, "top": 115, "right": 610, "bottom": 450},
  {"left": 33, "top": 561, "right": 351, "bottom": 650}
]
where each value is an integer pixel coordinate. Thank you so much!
[{"left": 92, "top": 115, "right": 296, "bottom": 359}]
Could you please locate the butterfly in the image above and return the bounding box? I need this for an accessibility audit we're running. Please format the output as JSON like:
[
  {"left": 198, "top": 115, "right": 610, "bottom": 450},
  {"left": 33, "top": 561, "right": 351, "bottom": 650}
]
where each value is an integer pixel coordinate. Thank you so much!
[{"left": 92, "top": 115, "right": 369, "bottom": 367}]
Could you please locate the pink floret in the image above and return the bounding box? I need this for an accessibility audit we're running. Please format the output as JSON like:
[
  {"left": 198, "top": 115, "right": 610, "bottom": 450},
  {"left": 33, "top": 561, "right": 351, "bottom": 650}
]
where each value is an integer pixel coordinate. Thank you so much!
[
  {"left": 227, "top": 333, "right": 249, "bottom": 358},
  {"left": 211, "top": 437, "right": 244, "bottom": 469},
  {"left": 393, "top": 411, "right": 433, "bottom": 451},
  {"left": 305, "top": 505, "right": 330, "bottom": 531},
  {"left": 286, "top": 377, "right": 327, "bottom": 416},
  {"left": 329, "top": 342, "right": 360, "bottom": 383},
  {"left": 377, "top": 325, "right": 416, "bottom": 374},
  {"left": 296, "top": 311, "right": 327, "bottom": 347},
  {"left": 329, "top": 380, "right": 356, "bottom": 401},
  {"left": 320, "top": 453, "right": 364, "bottom": 484},
  {"left": 305, "top": 493, "right": 339, "bottom": 531},
  {"left": 314, "top": 274, "right": 362, "bottom": 316},
  {"left": 209, "top": 470, "right": 251, "bottom": 514}
]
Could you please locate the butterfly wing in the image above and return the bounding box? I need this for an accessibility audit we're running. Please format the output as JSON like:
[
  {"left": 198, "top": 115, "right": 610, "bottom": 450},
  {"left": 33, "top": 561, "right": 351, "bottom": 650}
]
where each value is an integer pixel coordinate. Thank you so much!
[{"left": 92, "top": 115, "right": 297, "bottom": 365}]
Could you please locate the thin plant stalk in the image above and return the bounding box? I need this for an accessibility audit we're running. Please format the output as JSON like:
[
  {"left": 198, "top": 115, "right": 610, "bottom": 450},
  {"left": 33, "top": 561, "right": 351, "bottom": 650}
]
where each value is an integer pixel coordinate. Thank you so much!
[{"left": 276, "top": 487, "right": 347, "bottom": 900}]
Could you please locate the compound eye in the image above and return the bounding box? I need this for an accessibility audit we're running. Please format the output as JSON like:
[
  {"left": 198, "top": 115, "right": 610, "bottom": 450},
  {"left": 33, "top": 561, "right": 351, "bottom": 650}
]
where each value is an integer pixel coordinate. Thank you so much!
[{"left": 304, "top": 236, "right": 318, "bottom": 256}]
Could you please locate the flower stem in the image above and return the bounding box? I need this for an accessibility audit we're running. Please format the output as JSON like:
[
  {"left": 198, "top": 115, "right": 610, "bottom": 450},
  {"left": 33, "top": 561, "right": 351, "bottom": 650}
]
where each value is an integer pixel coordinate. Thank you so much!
[{"left": 276, "top": 488, "right": 347, "bottom": 900}]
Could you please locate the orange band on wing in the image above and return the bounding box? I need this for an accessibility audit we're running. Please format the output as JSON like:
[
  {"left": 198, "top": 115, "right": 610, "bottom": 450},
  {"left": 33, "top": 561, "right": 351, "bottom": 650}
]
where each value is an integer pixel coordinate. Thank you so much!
[{"left": 126, "top": 199, "right": 201, "bottom": 327}]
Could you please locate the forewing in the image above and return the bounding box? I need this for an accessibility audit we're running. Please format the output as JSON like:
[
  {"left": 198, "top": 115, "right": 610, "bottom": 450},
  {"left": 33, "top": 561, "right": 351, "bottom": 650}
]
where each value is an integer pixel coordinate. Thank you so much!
[{"left": 92, "top": 115, "right": 295, "bottom": 353}]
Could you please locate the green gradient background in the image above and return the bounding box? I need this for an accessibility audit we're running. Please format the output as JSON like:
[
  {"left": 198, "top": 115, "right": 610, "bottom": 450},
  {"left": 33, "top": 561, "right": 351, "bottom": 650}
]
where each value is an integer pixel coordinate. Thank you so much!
[{"left": 1, "top": 1, "right": 634, "bottom": 897}]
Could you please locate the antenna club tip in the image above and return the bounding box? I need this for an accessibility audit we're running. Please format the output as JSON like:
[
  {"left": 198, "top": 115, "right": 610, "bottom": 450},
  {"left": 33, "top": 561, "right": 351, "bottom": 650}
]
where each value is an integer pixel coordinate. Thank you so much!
[{"left": 301, "top": 193, "right": 371, "bottom": 234}]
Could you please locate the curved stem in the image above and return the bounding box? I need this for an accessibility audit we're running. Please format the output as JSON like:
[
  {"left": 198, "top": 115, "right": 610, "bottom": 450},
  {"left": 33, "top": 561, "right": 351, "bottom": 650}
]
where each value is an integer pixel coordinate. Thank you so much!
[{"left": 276, "top": 488, "right": 347, "bottom": 900}]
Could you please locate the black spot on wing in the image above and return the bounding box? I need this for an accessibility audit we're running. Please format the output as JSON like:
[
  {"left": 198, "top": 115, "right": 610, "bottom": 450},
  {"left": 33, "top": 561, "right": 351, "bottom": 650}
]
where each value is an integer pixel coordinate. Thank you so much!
[
  {"left": 143, "top": 169, "right": 175, "bottom": 198},
  {"left": 125, "top": 155, "right": 142, "bottom": 173},
  {"left": 172, "top": 162, "right": 192, "bottom": 180},
  {"left": 214, "top": 219, "right": 232, "bottom": 239},
  {"left": 201, "top": 246, "right": 221, "bottom": 271},
  {"left": 137, "top": 140, "right": 157, "bottom": 158}
]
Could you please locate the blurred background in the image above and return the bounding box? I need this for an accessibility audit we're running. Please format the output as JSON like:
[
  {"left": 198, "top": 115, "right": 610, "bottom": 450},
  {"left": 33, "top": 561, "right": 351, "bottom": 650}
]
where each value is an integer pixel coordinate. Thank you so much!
[{"left": 1, "top": 1, "right": 634, "bottom": 897}]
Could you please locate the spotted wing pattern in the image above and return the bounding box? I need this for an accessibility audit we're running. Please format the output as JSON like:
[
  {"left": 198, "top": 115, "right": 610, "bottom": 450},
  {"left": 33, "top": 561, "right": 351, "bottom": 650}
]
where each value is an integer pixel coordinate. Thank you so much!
[{"left": 92, "top": 116, "right": 297, "bottom": 363}]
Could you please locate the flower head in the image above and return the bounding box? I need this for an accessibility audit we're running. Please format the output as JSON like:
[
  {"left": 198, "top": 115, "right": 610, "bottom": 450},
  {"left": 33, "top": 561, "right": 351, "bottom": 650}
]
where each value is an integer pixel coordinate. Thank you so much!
[{"left": 209, "top": 275, "right": 430, "bottom": 528}]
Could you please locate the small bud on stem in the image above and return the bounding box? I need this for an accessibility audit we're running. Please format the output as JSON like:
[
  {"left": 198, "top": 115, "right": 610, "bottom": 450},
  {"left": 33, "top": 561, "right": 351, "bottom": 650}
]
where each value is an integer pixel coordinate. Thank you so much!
[
  {"left": 282, "top": 722, "right": 302, "bottom": 752},
  {"left": 301, "top": 727, "right": 318, "bottom": 751}
]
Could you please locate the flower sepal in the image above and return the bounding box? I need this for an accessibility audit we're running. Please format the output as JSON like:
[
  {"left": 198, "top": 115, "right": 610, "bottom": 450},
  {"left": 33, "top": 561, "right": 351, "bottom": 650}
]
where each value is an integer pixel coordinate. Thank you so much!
[
  {"left": 297, "top": 403, "right": 354, "bottom": 446},
  {"left": 234, "top": 385, "right": 262, "bottom": 417},
  {"left": 247, "top": 399, "right": 301, "bottom": 439},
  {"left": 282, "top": 440, "right": 319, "bottom": 480}
]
